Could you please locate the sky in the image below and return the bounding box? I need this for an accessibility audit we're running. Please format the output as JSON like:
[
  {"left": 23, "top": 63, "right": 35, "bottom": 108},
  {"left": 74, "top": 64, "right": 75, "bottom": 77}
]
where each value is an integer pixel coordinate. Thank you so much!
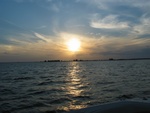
[{"left": 0, "top": 0, "right": 150, "bottom": 62}]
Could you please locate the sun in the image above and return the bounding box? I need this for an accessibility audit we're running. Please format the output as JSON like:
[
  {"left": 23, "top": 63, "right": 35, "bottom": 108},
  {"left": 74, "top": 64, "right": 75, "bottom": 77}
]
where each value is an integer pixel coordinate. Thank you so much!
[{"left": 67, "top": 38, "right": 81, "bottom": 52}]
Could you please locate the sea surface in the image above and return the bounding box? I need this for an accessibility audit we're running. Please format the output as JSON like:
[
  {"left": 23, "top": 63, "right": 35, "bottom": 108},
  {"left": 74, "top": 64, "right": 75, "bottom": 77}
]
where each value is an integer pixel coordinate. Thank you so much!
[{"left": 0, "top": 60, "right": 150, "bottom": 113}]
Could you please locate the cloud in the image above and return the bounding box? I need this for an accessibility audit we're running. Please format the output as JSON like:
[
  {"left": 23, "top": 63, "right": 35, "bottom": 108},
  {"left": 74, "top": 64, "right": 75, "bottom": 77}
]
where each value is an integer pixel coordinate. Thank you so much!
[
  {"left": 0, "top": 19, "right": 47, "bottom": 46},
  {"left": 90, "top": 15, "right": 129, "bottom": 29},
  {"left": 34, "top": 32, "right": 48, "bottom": 42},
  {"left": 83, "top": 0, "right": 149, "bottom": 24},
  {"left": 88, "top": 36, "right": 150, "bottom": 59},
  {"left": 138, "top": 34, "right": 150, "bottom": 39},
  {"left": 133, "top": 16, "right": 150, "bottom": 35}
]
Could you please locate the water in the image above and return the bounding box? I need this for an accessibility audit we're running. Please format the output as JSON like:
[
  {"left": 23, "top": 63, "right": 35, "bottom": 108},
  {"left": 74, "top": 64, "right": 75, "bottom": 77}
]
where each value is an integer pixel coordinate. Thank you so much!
[{"left": 0, "top": 60, "right": 150, "bottom": 113}]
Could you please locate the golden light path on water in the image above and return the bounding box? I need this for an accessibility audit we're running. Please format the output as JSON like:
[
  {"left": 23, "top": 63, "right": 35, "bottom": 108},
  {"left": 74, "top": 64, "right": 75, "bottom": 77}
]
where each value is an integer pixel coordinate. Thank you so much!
[{"left": 60, "top": 62, "right": 88, "bottom": 111}]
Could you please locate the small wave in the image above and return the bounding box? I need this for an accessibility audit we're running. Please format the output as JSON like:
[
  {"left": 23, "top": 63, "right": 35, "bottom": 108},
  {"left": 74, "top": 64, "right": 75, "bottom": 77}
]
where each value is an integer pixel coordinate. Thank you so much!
[
  {"left": 38, "top": 81, "right": 54, "bottom": 86},
  {"left": 27, "top": 90, "right": 46, "bottom": 96},
  {"left": 40, "top": 76, "right": 49, "bottom": 79},
  {"left": 0, "top": 88, "right": 15, "bottom": 95},
  {"left": 0, "top": 102, "right": 12, "bottom": 113},
  {"left": 0, "top": 72, "right": 9, "bottom": 76},
  {"left": 32, "top": 70, "right": 40, "bottom": 75},
  {"left": 102, "top": 89, "right": 119, "bottom": 92},
  {"left": 117, "top": 94, "right": 135, "bottom": 100},
  {"left": 19, "top": 71, "right": 28, "bottom": 75},
  {"left": 18, "top": 101, "right": 47, "bottom": 110},
  {"left": 78, "top": 85, "right": 89, "bottom": 89},
  {"left": 50, "top": 88, "right": 65, "bottom": 92},
  {"left": 73, "top": 95, "right": 91, "bottom": 99},
  {"left": 54, "top": 80, "right": 68, "bottom": 84},
  {"left": 142, "top": 90, "right": 150, "bottom": 95},
  {"left": 0, "top": 110, "right": 11, "bottom": 113},
  {"left": 0, "top": 97, "right": 4, "bottom": 101},
  {"left": 44, "top": 110, "right": 58, "bottom": 113},
  {"left": 96, "top": 81, "right": 115, "bottom": 85},
  {"left": 14, "top": 76, "right": 34, "bottom": 80},
  {"left": 38, "top": 80, "right": 68, "bottom": 86},
  {"left": 49, "top": 98, "right": 72, "bottom": 104},
  {"left": 27, "top": 88, "right": 65, "bottom": 96}
]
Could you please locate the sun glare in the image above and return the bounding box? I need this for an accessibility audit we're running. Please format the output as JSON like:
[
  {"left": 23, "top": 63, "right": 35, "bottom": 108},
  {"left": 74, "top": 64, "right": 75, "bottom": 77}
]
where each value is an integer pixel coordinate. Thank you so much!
[{"left": 67, "top": 38, "right": 81, "bottom": 52}]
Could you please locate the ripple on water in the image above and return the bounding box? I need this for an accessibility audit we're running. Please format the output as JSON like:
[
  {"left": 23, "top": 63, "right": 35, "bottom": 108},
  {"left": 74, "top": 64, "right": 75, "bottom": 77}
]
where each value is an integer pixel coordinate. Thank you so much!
[
  {"left": 0, "top": 88, "right": 16, "bottom": 95},
  {"left": 49, "top": 98, "right": 72, "bottom": 104},
  {"left": 13, "top": 76, "right": 34, "bottom": 81},
  {"left": 38, "top": 81, "right": 55, "bottom": 86},
  {"left": 27, "top": 90, "right": 47, "bottom": 96},
  {"left": 117, "top": 94, "right": 135, "bottom": 100},
  {"left": 72, "top": 95, "right": 91, "bottom": 99}
]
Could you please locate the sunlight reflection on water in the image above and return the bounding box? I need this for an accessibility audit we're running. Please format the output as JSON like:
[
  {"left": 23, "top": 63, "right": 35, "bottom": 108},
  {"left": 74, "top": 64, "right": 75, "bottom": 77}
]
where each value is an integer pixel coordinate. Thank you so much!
[{"left": 63, "top": 62, "right": 87, "bottom": 111}]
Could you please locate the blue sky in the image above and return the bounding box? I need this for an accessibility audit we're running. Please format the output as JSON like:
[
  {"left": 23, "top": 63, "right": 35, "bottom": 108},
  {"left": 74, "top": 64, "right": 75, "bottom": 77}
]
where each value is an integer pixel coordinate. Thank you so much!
[{"left": 0, "top": 0, "right": 150, "bottom": 62}]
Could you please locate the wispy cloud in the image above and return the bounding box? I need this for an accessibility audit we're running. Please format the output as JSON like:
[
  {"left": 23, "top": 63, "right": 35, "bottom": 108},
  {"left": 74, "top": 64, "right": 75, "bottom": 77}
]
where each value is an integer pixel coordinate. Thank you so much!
[
  {"left": 90, "top": 15, "right": 129, "bottom": 29},
  {"left": 34, "top": 32, "right": 49, "bottom": 42},
  {"left": 133, "top": 16, "right": 150, "bottom": 35}
]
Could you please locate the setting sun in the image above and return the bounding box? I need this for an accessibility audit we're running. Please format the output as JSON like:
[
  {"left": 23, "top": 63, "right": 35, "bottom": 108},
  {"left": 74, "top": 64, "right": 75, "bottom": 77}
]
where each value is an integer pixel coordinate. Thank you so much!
[{"left": 67, "top": 38, "right": 81, "bottom": 52}]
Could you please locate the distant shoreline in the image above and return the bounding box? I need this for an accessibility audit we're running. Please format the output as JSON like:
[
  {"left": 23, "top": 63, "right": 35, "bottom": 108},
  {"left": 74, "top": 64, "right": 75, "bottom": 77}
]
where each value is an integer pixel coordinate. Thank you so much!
[
  {"left": 43, "top": 58, "right": 150, "bottom": 62},
  {"left": 0, "top": 58, "right": 150, "bottom": 63}
]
